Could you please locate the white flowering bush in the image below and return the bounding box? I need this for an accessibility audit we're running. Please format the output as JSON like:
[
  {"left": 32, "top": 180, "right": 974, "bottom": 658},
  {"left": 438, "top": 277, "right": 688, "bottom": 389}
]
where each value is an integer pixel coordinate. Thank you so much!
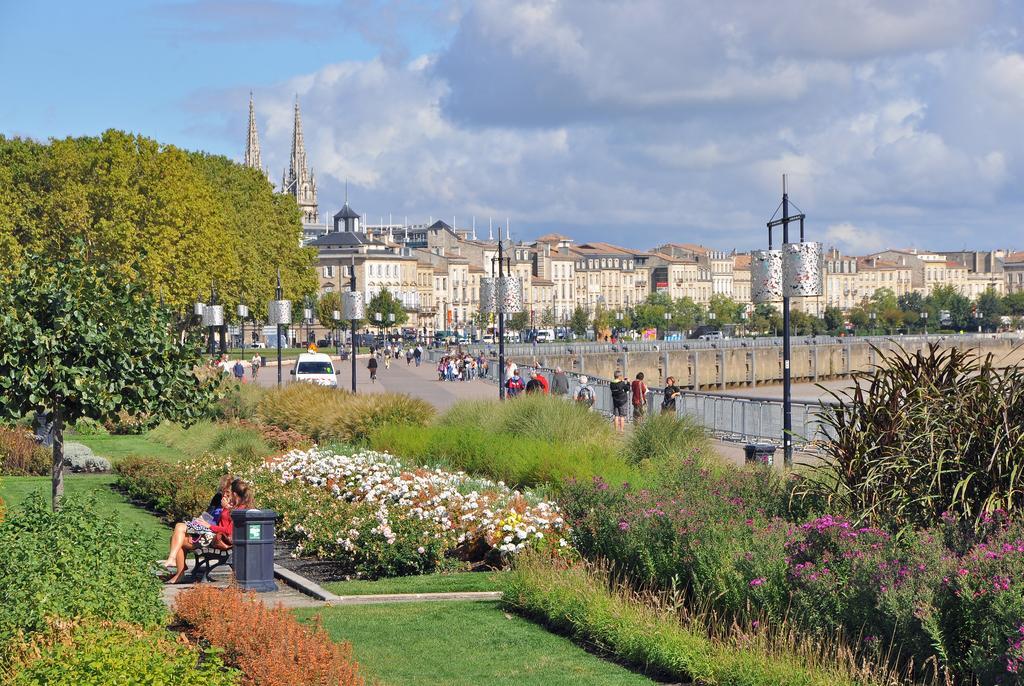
[{"left": 253, "top": 447, "right": 570, "bottom": 577}]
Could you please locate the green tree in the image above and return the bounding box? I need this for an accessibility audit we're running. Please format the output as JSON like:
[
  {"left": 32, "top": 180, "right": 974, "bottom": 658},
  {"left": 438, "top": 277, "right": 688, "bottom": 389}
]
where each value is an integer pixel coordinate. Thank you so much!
[
  {"left": 707, "top": 294, "right": 744, "bottom": 324},
  {"left": 0, "top": 248, "right": 215, "bottom": 508},
  {"left": 823, "top": 306, "right": 844, "bottom": 333},
  {"left": 976, "top": 288, "right": 1005, "bottom": 331},
  {"left": 539, "top": 306, "right": 556, "bottom": 328},
  {"left": 631, "top": 293, "right": 671, "bottom": 331},
  {"left": 671, "top": 297, "right": 702, "bottom": 331},
  {"left": 507, "top": 311, "right": 530, "bottom": 333},
  {"left": 366, "top": 288, "right": 408, "bottom": 332},
  {"left": 0, "top": 131, "right": 317, "bottom": 324},
  {"left": 898, "top": 291, "right": 925, "bottom": 313},
  {"left": 927, "top": 285, "right": 972, "bottom": 330},
  {"left": 1004, "top": 292, "right": 1024, "bottom": 316},
  {"left": 569, "top": 306, "right": 590, "bottom": 337},
  {"left": 750, "top": 303, "right": 781, "bottom": 335},
  {"left": 868, "top": 287, "right": 898, "bottom": 315},
  {"left": 592, "top": 303, "right": 613, "bottom": 338}
]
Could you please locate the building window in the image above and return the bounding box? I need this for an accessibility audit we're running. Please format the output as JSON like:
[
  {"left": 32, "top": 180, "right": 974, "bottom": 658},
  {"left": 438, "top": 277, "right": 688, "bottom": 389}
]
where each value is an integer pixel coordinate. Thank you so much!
[{"left": 323, "top": 265, "right": 334, "bottom": 278}]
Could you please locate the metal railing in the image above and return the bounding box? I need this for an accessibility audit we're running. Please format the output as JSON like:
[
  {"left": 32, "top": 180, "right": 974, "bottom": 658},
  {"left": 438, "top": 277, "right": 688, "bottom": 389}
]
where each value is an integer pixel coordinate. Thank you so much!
[
  {"left": 473, "top": 362, "right": 834, "bottom": 450},
  {"left": 431, "top": 331, "right": 1013, "bottom": 360}
]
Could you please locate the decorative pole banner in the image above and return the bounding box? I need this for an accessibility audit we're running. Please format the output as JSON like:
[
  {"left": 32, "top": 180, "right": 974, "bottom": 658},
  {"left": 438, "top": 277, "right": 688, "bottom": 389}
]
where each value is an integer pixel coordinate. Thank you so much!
[
  {"left": 268, "top": 300, "right": 292, "bottom": 325},
  {"left": 782, "top": 241, "right": 823, "bottom": 298},
  {"left": 341, "top": 291, "right": 365, "bottom": 320},
  {"left": 201, "top": 305, "right": 224, "bottom": 327},
  {"left": 479, "top": 277, "right": 497, "bottom": 314},
  {"left": 751, "top": 249, "right": 784, "bottom": 303},
  {"left": 496, "top": 276, "right": 523, "bottom": 314}
]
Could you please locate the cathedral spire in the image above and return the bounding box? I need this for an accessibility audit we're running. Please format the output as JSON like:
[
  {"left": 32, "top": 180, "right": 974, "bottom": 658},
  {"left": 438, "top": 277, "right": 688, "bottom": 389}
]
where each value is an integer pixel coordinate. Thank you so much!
[
  {"left": 244, "top": 91, "right": 262, "bottom": 171},
  {"left": 283, "top": 94, "right": 318, "bottom": 223}
]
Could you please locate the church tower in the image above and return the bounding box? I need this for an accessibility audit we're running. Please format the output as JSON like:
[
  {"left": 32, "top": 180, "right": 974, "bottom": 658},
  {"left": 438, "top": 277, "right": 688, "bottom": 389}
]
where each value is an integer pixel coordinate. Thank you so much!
[
  {"left": 281, "top": 95, "right": 319, "bottom": 224},
  {"left": 244, "top": 92, "right": 262, "bottom": 171}
]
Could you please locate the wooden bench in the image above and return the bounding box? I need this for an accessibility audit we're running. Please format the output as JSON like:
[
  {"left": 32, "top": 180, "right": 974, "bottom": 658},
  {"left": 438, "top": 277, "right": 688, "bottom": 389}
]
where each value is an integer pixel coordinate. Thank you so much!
[{"left": 191, "top": 546, "right": 231, "bottom": 583}]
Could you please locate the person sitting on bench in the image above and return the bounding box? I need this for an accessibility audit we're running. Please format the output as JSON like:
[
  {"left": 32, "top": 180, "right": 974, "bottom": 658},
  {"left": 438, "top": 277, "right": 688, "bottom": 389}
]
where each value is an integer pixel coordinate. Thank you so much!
[{"left": 162, "top": 478, "right": 252, "bottom": 584}]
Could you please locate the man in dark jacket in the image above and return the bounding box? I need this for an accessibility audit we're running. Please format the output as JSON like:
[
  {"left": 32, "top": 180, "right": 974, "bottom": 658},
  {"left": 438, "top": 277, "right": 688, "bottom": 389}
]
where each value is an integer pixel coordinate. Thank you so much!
[
  {"left": 610, "top": 370, "right": 630, "bottom": 433},
  {"left": 550, "top": 367, "right": 570, "bottom": 396}
]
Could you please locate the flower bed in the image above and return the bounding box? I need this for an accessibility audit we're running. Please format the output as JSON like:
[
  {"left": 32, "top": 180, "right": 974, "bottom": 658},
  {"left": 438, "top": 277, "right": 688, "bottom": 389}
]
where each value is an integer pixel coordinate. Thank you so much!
[
  {"left": 562, "top": 469, "right": 1024, "bottom": 683},
  {"left": 255, "top": 448, "right": 569, "bottom": 577}
]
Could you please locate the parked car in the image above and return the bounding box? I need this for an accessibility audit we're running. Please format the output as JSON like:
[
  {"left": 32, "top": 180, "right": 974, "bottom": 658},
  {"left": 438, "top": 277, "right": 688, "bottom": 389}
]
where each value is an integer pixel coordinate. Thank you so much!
[{"left": 290, "top": 352, "right": 338, "bottom": 388}]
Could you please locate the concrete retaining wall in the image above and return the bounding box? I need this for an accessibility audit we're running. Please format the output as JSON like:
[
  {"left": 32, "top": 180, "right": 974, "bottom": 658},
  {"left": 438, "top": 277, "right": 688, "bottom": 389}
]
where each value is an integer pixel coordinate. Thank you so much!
[{"left": 514, "top": 337, "right": 1024, "bottom": 390}]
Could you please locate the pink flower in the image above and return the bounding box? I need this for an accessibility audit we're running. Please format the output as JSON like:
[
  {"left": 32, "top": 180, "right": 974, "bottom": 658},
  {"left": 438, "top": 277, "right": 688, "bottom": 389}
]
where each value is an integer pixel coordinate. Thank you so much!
[{"left": 749, "top": 577, "right": 765, "bottom": 587}]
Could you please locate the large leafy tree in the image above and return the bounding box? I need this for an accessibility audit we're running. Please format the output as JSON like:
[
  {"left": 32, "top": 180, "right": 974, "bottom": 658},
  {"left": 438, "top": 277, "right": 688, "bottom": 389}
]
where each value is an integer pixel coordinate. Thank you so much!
[
  {"left": 0, "top": 249, "right": 216, "bottom": 509},
  {"left": 366, "top": 288, "right": 408, "bottom": 332},
  {"left": 569, "top": 306, "right": 590, "bottom": 337},
  {"left": 707, "top": 294, "right": 744, "bottom": 324},
  {"left": 0, "top": 131, "right": 317, "bottom": 325}
]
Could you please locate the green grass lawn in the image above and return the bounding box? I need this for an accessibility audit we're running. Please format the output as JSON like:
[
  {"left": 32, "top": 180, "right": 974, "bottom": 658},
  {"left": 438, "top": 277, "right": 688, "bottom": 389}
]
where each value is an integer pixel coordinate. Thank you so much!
[
  {"left": 324, "top": 571, "right": 505, "bottom": 596},
  {"left": 296, "top": 601, "right": 654, "bottom": 686},
  {"left": 0, "top": 474, "right": 169, "bottom": 559},
  {"left": 71, "top": 433, "right": 186, "bottom": 464}
]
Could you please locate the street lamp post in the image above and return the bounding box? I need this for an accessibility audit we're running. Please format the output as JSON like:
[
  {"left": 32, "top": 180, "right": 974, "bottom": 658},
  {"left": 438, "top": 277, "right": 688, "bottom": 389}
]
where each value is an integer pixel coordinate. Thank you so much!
[
  {"left": 868, "top": 311, "right": 876, "bottom": 336},
  {"left": 756, "top": 175, "right": 821, "bottom": 469},
  {"left": 480, "top": 239, "right": 519, "bottom": 399},
  {"left": 662, "top": 310, "right": 671, "bottom": 341},
  {"left": 268, "top": 269, "right": 292, "bottom": 387},
  {"left": 921, "top": 311, "right": 929, "bottom": 343},
  {"left": 388, "top": 312, "right": 396, "bottom": 345},
  {"left": 976, "top": 311, "right": 983, "bottom": 334},
  {"left": 237, "top": 302, "right": 249, "bottom": 354}
]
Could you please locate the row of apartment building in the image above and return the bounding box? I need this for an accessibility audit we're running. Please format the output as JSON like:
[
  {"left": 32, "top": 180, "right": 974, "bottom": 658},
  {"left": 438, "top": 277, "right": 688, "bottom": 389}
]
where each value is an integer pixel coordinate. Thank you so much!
[{"left": 308, "top": 204, "right": 1023, "bottom": 335}]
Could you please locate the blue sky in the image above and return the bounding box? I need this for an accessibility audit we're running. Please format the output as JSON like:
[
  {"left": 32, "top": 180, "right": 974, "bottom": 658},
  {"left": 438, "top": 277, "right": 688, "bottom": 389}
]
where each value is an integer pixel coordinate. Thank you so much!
[{"left": 2, "top": 0, "right": 1023, "bottom": 253}]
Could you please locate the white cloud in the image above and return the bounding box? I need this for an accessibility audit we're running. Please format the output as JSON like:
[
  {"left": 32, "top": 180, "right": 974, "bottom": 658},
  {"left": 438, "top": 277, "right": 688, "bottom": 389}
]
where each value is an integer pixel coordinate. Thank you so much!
[{"left": 235, "top": 0, "right": 1023, "bottom": 252}]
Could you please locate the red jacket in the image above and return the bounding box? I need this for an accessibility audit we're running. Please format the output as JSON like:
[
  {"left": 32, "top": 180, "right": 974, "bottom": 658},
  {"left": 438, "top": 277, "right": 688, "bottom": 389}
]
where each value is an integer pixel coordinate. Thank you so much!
[
  {"left": 209, "top": 506, "right": 233, "bottom": 540},
  {"left": 535, "top": 374, "right": 550, "bottom": 393}
]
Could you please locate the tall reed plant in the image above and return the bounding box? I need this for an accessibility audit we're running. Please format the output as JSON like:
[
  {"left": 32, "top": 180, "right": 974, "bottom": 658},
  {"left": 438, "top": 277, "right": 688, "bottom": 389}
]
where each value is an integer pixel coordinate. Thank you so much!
[{"left": 798, "top": 344, "right": 1024, "bottom": 530}]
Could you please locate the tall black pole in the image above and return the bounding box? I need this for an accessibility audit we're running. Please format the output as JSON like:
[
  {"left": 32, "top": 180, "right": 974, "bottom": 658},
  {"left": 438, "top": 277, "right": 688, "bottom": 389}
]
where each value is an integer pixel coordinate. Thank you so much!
[
  {"left": 276, "top": 270, "right": 283, "bottom": 387},
  {"left": 350, "top": 257, "right": 357, "bottom": 393},
  {"left": 498, "top": 239, "right": 507, "bottom": 400},
  {"left": 208, "top": 282, "right": 216, "bottom": 356},
  {"left": 782, "top": 176, "right": 793, "bottom": 468}
]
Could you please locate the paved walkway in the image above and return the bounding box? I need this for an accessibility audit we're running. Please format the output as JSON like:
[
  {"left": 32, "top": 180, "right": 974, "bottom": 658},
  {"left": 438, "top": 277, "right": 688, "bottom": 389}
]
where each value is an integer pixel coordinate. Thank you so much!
[{"left": 254, "top": 353, "right": 499, "bottom": 410}]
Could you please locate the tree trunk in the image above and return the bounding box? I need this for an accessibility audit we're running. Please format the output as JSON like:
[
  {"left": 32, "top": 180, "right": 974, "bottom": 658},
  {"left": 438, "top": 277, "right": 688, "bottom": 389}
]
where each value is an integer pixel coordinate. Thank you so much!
[{"left": 51, "top": 408, "right": 65, "bottom": 511}]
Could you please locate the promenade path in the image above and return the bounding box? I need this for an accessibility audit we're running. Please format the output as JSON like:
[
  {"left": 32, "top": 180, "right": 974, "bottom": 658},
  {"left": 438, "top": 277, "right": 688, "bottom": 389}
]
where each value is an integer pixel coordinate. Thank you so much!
[{"left": 253, "top": 353, "right": 499, "bottom": 410}]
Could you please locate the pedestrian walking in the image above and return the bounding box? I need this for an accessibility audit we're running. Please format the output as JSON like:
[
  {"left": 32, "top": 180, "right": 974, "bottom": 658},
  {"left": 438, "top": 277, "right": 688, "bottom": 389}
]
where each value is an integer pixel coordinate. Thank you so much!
[
  {"left": 414, "top": 345, "right": 422, "bottom": 366},
  {"left": 525, "top": 370, "right": 543, "bottom": 394},
  {"left": 232, "top": 359, "right": 245, "bottom": 383},
  {"left": 610, "top": 370, "right": 630, "bottom": 433},
  {"left": 631, "top": 372, "right": 648, "bottom": 422},
  {"left": 250, "top": 353, "right": 261, "bottom": 380},
  {"left": 506, "top": 370, "right": 526, "bottom": 397},
  {"left": 575, "top": 375, "right": 595, "bottom": 409},
  {"left": 534, "top": 370, "right": 550, "bottom": 394},
  {"left": 384, "top": 353, "right": 391, "bottom": 370},
  {"left": 406, "top": 349, "right": 413, "bottom": 365},
  {"left": 368, "top": 356, "right": 378, "bottom": 383},
  {"left": 550, "top": 367, "right": 569, "bottom": 396},
  {"left": 662, "top": 376, "right": 681, "bottom": 415}
]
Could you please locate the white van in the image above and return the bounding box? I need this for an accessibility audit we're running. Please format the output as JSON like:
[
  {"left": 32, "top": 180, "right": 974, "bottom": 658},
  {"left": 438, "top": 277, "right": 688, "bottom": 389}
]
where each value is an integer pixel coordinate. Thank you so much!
[{"left": 291, "top": 352, "right": 338, "bottom": 387}]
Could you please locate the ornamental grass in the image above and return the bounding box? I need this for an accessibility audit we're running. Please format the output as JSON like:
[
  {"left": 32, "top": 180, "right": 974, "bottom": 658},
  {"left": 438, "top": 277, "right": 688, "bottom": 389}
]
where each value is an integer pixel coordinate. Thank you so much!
[{"left": 257, "top": 384, "right": 434, "bottom": 444}]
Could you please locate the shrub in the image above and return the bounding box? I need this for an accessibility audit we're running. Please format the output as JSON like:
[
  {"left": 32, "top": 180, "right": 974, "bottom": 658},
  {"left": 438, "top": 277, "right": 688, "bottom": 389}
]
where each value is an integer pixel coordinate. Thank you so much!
[
  {"left": 117, "top": 455, "right": 211, "bottom": 522},
  {"left": 103, "top": 409, "right": 154, "bottom": 434},
  {"left": 258, "top": 384, "right": 433, "bottom": 444},
  {"left": 624, "top": 412, "right": 708, "bottom": 464},
  {"left": 70, "top": 416, "right": 109, "bottom": 436},
  {"left": 215, "top": 380, "right": 265, "bottom": 420},
  {"left": 501, "top": 554, "right": 877, "bottom": 686},
  {"left": 802, "top": 345, "right": 1024, "bottom": 529},
  {"left": 174, "top": 585, "right": 364, "bottom": 686},
  {"left": 0, "top": 493, "right": 165, "bottom": 652},
  {"left": 0, "top": 426, "right": 49, "bottom": 476},
  {"left": 236, "top": 419, "right": 312, "bottom": 452},
  {"left": 7, "top": 620, "right": 239, "bottom": 685}
]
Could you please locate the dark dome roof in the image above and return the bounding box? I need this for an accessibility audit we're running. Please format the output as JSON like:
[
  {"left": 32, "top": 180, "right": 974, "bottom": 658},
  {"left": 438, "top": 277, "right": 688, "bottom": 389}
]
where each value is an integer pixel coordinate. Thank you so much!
[{"left": 333, "top": 203, "right": 360, "bottom": 220}]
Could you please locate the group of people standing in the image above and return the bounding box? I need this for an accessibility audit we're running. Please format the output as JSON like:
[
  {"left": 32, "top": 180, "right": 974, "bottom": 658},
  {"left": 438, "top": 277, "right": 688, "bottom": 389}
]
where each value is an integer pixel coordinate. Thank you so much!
[
  {"left": 438, "top": 352, "right": 488, "bottom": 382},
  {"left": 211, "top": 353, "right": 263, "bottom": 382}
]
